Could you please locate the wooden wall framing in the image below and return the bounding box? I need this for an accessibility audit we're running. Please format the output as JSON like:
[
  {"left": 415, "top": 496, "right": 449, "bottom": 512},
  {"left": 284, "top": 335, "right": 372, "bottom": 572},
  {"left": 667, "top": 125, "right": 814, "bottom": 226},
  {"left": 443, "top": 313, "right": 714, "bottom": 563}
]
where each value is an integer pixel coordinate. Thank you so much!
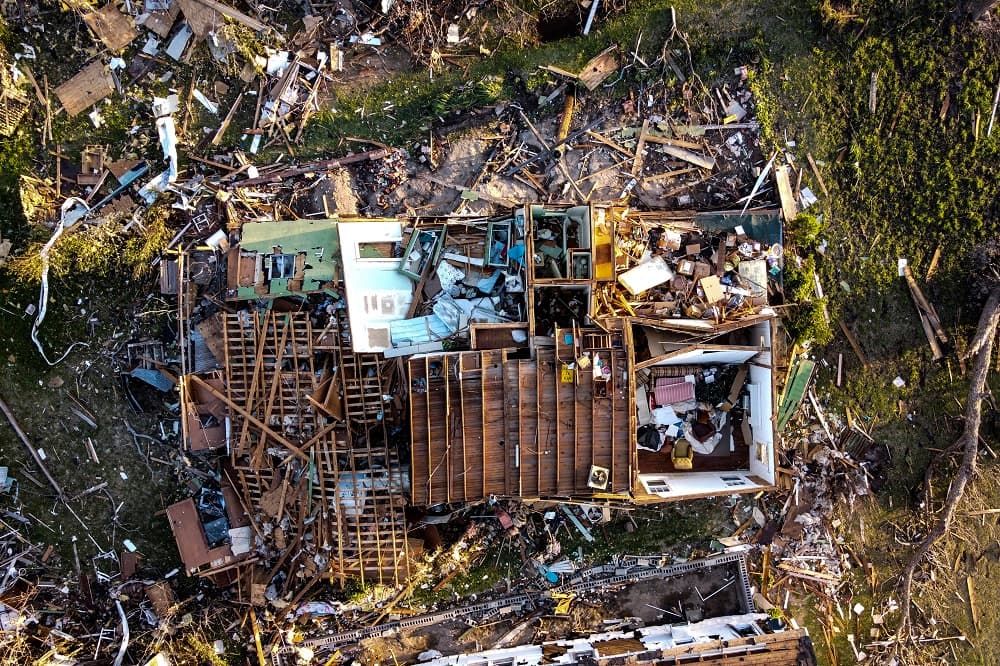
[{"left": 221, "top": 310, "right": 410, "bottom": 588}]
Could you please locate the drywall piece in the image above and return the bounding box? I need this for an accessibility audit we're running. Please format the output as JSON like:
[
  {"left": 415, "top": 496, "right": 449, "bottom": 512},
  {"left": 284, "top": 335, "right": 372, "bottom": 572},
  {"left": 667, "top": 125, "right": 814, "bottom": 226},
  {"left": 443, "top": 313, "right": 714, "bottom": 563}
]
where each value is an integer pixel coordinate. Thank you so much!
[
  {"left": 165, "top": 23, "right": 193, "bottom": 60},
  {"left": 618, "top": 255, "right": 674, "bottom": 295}
]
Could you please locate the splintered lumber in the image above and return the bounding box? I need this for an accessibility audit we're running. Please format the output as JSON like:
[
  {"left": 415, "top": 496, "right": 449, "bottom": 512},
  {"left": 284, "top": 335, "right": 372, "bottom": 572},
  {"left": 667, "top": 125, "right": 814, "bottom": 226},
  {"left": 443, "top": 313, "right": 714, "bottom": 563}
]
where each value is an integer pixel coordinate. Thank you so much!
[
  {"left": 186, "top": 0, "right": 267, "bottom": 33},
  {"left": 806, "top": 153, "right": 829, "bottom": 196},
  {"left": 777, "top": 562, "right": 841, "bottom": 584},
  {"left": 655, "top": 143, "right": 716, "bottom": 170},
  {"left": 540, "top": 46, "right": 618, "bottom": 91},
  {"left": 774, "top": 164, "right": 798, "bottom": 223},
  {"left": 903, "top": 266, "right": 948, "bottom": 360},
  {"left": 82, "top": 4, "right": 138, "bottom": 52},
  {"left": 212, "top": 90, "right": 244, "bottom": 146},
  {"left": 0, "top": 394, "right": 65, "bottom": 499},
  {"left": 250, "top": 607, "right": 267, "bottom": 666},
  {"left": 967, "top": 575, "right": 979, "bottom": 632},
  {"left": 187, "top": 374, "right": 310, "bottom": 462},
  {"left": 838, "top": 319, "right": 870, "bottom": 367},
  {"left": 904, "top": 265, "right": 948, "bottom": 343},
  {"left": 631, "top": 118, "right": 650, "bottom": 175},
  {"left": 926, "top": 246, "right": 942, "bottom": 282},
  {"left": 232, "top": 148, "right": 390, "bottom": 186}
]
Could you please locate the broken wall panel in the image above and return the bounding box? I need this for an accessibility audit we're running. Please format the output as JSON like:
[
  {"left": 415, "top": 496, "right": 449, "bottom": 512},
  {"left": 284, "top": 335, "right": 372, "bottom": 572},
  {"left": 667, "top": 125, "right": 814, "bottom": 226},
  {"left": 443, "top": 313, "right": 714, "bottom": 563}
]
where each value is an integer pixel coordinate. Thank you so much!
[
  {"left": 219, "top": 310, "right": 410, "bottom": 587},
  {"left": 83, "top": 4, "right": 138, "bottom": 53}
]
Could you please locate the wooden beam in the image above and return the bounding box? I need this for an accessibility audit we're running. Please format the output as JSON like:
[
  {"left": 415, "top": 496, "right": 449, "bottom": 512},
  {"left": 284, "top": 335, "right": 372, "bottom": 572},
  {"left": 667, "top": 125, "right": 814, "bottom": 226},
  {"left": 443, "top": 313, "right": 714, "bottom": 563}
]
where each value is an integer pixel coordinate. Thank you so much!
[
  {"left": 903, "top": 265, "right": 948, "bottom": 344},
  {"left": 837, "top": 320, "right": 869, "bottom": 367},
  {"left": 188, "top": 374, "right": 309, "bottom": 461},
  {"left": 806, "top": 153, "right": 829, "bottom": 197},
  {"left": 0, "top": 395, "right": 65, "bottom": 499},
  {"left": 188, "top": 0, "right": 268, "bottom": 32}
]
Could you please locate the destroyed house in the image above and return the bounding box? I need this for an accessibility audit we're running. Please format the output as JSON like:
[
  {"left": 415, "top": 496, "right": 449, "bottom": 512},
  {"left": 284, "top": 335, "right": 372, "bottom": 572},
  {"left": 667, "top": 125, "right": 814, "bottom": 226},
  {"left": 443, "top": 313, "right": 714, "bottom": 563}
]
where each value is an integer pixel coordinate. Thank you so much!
[
  {"left": 227, "top": 217, "right": 345, "bottom": 300},
  {"left": 172, "top": 203, "right": 783, "bottom": 588},
  {"left": 0, "top": 43, "right": 29, "bottom": 137},
  {"left": 420, "top": 615, "right": 813, "bottom": 665},
  {"left": 407, "top": 204, "right": 783, "bottom": 505},
  {"left": 415, "top": 550, "right": 815, "bottom": 666}
]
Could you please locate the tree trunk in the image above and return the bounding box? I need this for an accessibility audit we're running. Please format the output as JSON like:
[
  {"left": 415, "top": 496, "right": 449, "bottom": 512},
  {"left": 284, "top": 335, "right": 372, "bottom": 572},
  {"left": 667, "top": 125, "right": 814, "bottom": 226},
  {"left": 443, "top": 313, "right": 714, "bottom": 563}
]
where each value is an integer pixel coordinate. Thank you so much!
[{"left": 897, "top": 287, "right": 1000, "bottom": 637}]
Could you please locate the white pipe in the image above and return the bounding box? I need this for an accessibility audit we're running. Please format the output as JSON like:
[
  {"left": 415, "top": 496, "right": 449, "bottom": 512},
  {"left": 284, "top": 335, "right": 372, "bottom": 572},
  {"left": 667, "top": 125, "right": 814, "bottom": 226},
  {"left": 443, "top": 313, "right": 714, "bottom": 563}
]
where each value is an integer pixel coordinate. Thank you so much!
[
  {"left": 31, "top": 198, "right": 91, "bottom": 365},
  {"left": 113, "top": 600, "right": 129, "bottom": 666},
  {"left": 583, "top": 0, "right": 601, "bottom": 35}
]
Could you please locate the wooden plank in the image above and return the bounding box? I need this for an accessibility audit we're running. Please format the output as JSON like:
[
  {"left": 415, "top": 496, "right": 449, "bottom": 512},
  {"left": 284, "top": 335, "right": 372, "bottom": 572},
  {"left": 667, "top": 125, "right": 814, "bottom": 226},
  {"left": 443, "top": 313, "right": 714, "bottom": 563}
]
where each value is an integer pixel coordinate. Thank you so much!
[
  {"left": 577, "top": 46, "right": 618, "bottom": 90},
  {"left": 925, "top": 245, "right": 942, "bottom": 283},
  {"left": 188, "top": 374, "right": 309, "bottom": 461},
  {"left": 838, "top": 319, "right": 870, "bottom": 367},
  {"left": 631, "top": 118, "right": 650, "bottom": 176},
  {"left": 806, "top": 152, "right": 829, "bottom": 196},
  {"left": 903, "top": 265, "right": 948, "bottom": 344},
  {"left": 183, "top": 0, "right": 267, "bottom": 33},
  {"left": 774, "top": 164, "right": 798, "bottom": 223},
  {"left": 656, "top": 143, "right": 715, "bottom": 170}
]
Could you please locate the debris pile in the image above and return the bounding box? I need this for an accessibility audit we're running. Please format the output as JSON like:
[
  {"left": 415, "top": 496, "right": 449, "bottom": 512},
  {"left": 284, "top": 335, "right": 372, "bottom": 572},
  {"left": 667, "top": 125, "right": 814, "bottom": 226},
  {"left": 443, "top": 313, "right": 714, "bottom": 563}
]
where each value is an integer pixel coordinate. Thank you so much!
[{"left": 0, "top": 3, "right": 841, "bottom": 663}]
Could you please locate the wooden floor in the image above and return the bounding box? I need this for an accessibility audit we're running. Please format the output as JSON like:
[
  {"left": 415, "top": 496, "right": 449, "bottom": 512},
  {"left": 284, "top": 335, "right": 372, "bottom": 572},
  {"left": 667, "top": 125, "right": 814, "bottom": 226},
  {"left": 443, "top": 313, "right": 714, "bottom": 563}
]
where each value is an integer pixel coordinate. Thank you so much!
[
  {"left": 637, "top": 415, "right": 749, "bottom": 474},
  {"left": 637, "top": 442, "right": 750, "bottom": 473},
  {"left": 410, "top": 334, "right": 632, "bottom": 504}
]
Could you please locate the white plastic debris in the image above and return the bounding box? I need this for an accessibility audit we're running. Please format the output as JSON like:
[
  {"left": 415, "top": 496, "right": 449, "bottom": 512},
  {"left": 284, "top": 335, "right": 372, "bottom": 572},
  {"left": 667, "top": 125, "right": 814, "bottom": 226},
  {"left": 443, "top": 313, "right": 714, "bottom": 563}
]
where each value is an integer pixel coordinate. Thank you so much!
[
  {"left": 192, "top": 89, "right": 218, "bottom": 114},
  {"left": 155, "top": 116, "right": 178, "bottom": 180},
  {"left": 152, "top": 94, "right": 179, "bottom": 117}
]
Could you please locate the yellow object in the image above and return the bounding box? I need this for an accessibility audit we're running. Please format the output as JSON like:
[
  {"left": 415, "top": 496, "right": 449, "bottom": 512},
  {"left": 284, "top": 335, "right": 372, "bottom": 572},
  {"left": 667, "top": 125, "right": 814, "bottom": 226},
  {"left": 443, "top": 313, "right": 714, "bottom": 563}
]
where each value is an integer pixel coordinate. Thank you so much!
[
  {"left": 671, "top": 439, "right": 694, "bottom": 470},
  {"left": 561, "top": 365, "right": 574, "bottom": 384},
  {"left": 552, "top": 592, "right": 575, "bottom": 615}
]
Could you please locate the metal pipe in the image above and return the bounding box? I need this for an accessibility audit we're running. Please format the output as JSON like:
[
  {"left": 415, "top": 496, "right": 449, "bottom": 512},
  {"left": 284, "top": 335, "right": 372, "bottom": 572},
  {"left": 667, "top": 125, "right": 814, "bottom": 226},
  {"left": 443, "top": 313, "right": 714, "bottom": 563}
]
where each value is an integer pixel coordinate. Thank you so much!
[{"left": 0, "top": 394, "right": 65, "bottom": 499}]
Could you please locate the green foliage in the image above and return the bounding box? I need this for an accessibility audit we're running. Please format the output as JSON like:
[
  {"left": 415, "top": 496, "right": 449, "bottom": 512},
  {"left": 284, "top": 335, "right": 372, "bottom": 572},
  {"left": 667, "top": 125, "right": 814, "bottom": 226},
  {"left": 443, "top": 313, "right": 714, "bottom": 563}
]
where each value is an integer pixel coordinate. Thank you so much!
[
  {"left": 2, "top": 205, "right": 172, "bottom": 285},
  {"left": 783, "top": 255, "right": 817, "bottom": 303},
  {"left": 788, "top": 212, "right": 822, "bottom": 251},
  {"left": 785, "top": 299, "right": 833, "bottom": 345},
  {"left": 122, "top": 203, "right": 174, "bottom": 279},
  {"left": 0, "top": 130, "right": 32, "bottom": 237},
  {"left": 755, "top": 1, "right": 999, "bottom": 328},
  {"left": 782, "top": 256, "right": 833, "bottom": 344},
  {"left": 299, "top": 0, "right": 749, "bottom": 150}
]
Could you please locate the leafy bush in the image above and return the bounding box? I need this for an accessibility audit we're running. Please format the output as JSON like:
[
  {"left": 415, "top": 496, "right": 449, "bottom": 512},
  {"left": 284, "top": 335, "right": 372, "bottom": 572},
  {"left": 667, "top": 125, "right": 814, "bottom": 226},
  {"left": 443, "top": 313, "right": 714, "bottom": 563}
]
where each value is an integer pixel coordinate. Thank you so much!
[
  {"left": 788, "top": 212, "right": 822, "bottom": 251},
  {"left": 785, "top": 299, "right": 833, "bottom": 345}
]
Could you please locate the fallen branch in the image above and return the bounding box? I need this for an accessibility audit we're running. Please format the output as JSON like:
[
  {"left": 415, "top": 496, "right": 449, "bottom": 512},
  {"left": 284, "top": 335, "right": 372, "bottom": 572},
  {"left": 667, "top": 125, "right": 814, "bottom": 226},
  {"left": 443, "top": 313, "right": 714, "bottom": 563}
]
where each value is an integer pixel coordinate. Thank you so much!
[{"left": 897, "top": 287, "right": 1000, "bottom": 637}]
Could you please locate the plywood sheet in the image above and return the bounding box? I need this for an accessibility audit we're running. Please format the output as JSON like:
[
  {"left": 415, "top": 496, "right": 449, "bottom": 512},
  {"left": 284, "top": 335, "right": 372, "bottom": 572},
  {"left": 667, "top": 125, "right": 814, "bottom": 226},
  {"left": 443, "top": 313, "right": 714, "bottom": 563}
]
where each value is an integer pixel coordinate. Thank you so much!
[
  {"left": 83, "top": 4, "right": 138, "bottom": 52},
  {"left": 55, "top": 61, "right": 114, "bottom": 117},
  {"left": 140, "top": 2, "right": 181, "bottom": 38}
]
